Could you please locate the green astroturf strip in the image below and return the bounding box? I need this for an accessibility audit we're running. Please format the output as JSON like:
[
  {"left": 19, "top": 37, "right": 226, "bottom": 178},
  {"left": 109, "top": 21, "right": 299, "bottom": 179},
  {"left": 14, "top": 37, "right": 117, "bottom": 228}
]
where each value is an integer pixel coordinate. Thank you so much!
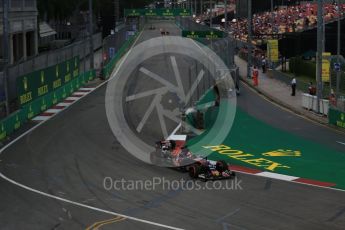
[{"left": 187, "top": 91, "right": 345, "bottom": 189}]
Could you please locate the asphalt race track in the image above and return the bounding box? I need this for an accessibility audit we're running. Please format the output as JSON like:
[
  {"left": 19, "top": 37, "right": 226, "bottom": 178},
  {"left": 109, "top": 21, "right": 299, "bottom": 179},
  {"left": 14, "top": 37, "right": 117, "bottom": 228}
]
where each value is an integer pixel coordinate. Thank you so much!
[{"left": 0, "top": 21, "right": 345, "bottom": 230}]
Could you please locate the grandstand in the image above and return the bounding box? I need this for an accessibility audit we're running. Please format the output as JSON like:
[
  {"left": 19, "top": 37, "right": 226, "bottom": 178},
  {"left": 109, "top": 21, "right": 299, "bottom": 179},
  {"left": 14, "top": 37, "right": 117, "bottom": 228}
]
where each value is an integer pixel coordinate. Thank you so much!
[
  {"left": 194, "top": 1, "right": 345, "bottom": 57},
  {"left": 235, "top": 0, "right": 345, "bottom": 18},
  {"left": 232, "top": 2, "right": 345, "bottom": 39},
  {"left": 230, "top": 1, "right": 345, "bottom": 57}
]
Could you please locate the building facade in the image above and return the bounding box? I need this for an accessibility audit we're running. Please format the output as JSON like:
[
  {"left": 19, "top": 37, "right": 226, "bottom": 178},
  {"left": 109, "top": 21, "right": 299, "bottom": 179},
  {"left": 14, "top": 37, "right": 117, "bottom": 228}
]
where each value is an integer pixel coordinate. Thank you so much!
[{"left": 0, "top": 0, "right": 38, "bottom": 65}]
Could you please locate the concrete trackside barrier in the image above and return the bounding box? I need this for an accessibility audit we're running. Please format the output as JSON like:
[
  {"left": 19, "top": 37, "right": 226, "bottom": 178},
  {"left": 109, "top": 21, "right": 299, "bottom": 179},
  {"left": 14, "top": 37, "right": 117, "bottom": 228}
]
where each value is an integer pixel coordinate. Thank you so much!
[
  {"left": 102, "top": 31, "right": 140, "bottom": 80},
  {"left": 302, "top": 93, "right": 329, "bottom": 116},
  {"left": 0, "top": 70, "right": 96, "bottom": 142}
]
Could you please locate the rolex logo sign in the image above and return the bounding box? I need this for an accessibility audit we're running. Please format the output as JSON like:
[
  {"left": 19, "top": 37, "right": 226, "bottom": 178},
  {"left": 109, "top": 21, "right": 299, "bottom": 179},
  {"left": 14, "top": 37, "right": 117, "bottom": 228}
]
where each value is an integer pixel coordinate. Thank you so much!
[
  {"left": 262, "top": 149, "right": 302, "bottom": 157},
  {"left": 20, "top": 75, "right": 33, "bottom": 105}
]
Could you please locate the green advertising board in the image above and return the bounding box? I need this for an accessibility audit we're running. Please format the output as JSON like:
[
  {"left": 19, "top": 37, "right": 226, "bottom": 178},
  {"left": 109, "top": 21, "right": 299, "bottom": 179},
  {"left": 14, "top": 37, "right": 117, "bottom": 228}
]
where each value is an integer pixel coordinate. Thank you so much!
[
  {"left": 144, "top": 9, "right": 158, "bottom": 16},
  {"left": 17, "top": 56, "right": 80, "bottom": 106},
  {"left": 124, "top": 8, "right": 192, "bottom": 17},
  {"left": 329, "top": 108, "right": 345, "bottom": 128},
  {"left": 124, "top": 9, "right": 144, "bottom": 17},
  {"left": 0, "top": 69, "right": 95, "bottom": 142},
  {"left": 174, "top": 9, "right": 192, "bottom": 17},
  {"left": 182, "top": 30, "right": 224, "bottom": 39}
]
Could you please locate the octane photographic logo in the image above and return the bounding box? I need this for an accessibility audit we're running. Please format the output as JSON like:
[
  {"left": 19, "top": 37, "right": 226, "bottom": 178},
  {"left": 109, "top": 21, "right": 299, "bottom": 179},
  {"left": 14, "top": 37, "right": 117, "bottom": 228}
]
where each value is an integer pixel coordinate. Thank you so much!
[
  {"left": 103, "top": 177, "right": 243, "bottom": 192},
  {"left": 105, "top": 36, "right": 237, "bottom": 167}
]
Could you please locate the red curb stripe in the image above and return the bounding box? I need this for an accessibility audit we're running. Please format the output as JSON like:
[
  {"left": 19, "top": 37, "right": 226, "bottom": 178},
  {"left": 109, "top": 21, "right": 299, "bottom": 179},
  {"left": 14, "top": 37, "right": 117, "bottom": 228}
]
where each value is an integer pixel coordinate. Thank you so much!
[
  {"left": 294, "top": 178, "right": 336, "bottom": 187},
  {"left": 40, "top": 112, "right": 55, "bottom": 117},
  {"left": 231, "top": 165, "right": 262, "bottom": 174},
  {"left": 51, "top": 106, "right": 66, "bottom": 109}
]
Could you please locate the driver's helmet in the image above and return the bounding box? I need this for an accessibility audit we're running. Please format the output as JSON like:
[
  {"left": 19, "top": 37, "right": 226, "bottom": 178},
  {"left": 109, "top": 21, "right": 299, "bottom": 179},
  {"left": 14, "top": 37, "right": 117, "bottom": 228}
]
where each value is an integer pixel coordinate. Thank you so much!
[{"left": 208, "top": 161, "right": 216, "bottom": 170}]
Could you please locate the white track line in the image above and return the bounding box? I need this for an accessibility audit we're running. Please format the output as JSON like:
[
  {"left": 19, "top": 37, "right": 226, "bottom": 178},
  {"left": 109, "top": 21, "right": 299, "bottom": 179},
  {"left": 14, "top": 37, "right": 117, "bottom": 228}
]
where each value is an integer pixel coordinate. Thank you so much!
[
  {"left": 256, "top": 172, "right": 299, "bottom": 181},
  {"left": 0, "top": 28, "right": 185, "bottom": 230},
  {"left": 0, "top": 173, "right": 183, "bottom": 230},
  {"left": 230, "top": 166, "right": 345, "bottom": 193}
]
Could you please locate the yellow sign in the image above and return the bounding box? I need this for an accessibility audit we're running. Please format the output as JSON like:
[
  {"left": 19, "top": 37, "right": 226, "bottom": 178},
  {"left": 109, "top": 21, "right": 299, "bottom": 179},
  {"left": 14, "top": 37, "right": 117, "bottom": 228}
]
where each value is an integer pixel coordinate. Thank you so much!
[
  {"left": 267, "top": 40, "right": 279, "bottom": 62},
  {"left": 203, "top": 145, "right": 291, "bottom": 171},
  {"left": 322, "top": 52, "right": 331, "bottom": 82},
  {"left": 336, "top": 113, "right": 345, "bottom": 128},
  {"left": 262, "top": 149, "right": 301, "bottom": 157},
  {"left": 20, "top": 92, "right": 32, "bottom": 105}
]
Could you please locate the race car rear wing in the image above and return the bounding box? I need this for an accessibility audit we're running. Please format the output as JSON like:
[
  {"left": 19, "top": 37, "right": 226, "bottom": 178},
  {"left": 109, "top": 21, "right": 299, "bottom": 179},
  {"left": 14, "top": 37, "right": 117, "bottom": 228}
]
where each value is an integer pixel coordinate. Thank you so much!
[{"left": 166, "top": 135, "right": 187, "bottom": 141}]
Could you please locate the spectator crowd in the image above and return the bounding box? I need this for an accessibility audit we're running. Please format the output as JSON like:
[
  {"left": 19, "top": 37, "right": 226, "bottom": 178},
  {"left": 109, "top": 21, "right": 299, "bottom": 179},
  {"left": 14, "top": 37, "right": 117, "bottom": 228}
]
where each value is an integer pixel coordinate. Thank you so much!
[{"left": 230, "top": 2, "right": 345, "bottom": 42}]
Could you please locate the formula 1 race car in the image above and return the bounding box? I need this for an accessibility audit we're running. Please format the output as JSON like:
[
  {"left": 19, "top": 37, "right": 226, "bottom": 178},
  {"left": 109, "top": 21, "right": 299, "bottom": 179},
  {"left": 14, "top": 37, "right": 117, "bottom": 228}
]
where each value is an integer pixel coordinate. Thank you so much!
[
  {"left": 152, "top": 138, "right": 236, "bottom": 181},
  {"left": 153, "top": 139, "right": 194, "bottom": 167},
  {"left": 160, "top": 28, "right": 170, "bottom": 35},
  {"left": 188, "top": 159, "right": 236, "bottom": 182}
]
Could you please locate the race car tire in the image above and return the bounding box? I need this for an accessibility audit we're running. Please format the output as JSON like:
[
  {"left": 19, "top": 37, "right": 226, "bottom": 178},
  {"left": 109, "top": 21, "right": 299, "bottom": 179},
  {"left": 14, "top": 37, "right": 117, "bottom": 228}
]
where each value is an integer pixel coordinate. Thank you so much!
[
  {"left": 155, "top": 141, "right": 162, "bottom": 149},
  {"left": 216, "top": 160, "right": 228, "bottom": 172},
  {"left": 189, "top": 165, "right": 200, "bottom": 178},
  {"left": 199, "top": 164, "right": 209, "bottom": 174},
  {"left": 179, "top": 158, "right": 194, "bottom": 172}
]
